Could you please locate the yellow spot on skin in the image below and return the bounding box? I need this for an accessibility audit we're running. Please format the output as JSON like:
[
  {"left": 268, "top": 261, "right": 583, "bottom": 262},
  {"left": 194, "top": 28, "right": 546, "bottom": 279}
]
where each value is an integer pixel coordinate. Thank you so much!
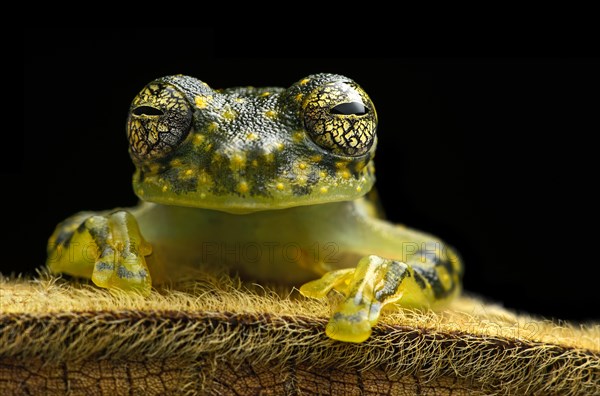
[
  {"left": 265, "top": 110, "right": 277, "bottom": 119},
  {"left": 298, "top": 162, "right": 307, "bottom": 170},
  {"left": 319, "top": 186, "right": 329, "bottom": 193},
  {"left": 162, "top": 185, "right": 168, "bottom": 192},
  {"left": 263, "top": 152, "right": 275, "bottom": 163},
  {"left": 356, "top": 186, "right": 362, "bottom": 193},
  {"left": 149, "top": 84, "right": 159, "bottom": 91},
  {"left": 200, "top": 193, "right": 206, "bottom": 199},
  {"left": 231, "top": 153, "right": 246, "bottom": 170},
  {"left": 234, "top": 97, "right": 245, "bottom": 103},
  {"left": 184, "top": 169, "right": 194, "bottom": 176},
  {"left": 193, "top": 134, "right": 205, "bottom": 145},
  {"left": 300, "top": 78, "right": 310, "bottom": 85},
  {"left": 276, "top": 143, "right": 285, "bottom": 151},
  {"left": 223, "top": 109, "right": 236, "bottom": 120},
  {"left": 293, "top": 131, "right": 304, "bottom": 143},
  {"left": 194, "top": 96, "right": 209, "bottom": 109},
  {"left": 276, "top": 182, "right": 284, "bottom": 191},
  {"left": 310, "top": 155, "right": 322, "bottom": 163},
  {"left": 237, "top": 181, "right": 249, "bottom": 193},
  {"left": 335, "top": 161, "right": 351, "bottom": 179},
  {"left": 246, "top": 132, "right": 257, "bottom": 141},
  {"left": 297, "top": 175, "right": 307, "bottom": 185},
  {"left": 204, "top": 143, "right": 213, "bottom": 152},
  {"left": 319, "top": 171, "right": 327, "bottom": 178},
  {"left": 295, "top": 93, "right": 303, "bottom": 102},
  {"left": 207, "top": 122, "right": 219, "bottom": 133},
  {"left": 251, "top": 159, "right": 259, "bottom": 167},
  {"left": 339, "top": 170, "right": 351, "bottom": 179},
  {"left": 260, "top": 91, "right": 271, "bottom": 97}
]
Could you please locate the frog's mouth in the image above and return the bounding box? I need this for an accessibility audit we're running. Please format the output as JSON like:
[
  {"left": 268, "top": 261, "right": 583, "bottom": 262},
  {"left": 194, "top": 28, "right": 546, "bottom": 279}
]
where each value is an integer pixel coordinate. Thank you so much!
[{"left": 132, "top": 160, "right": 376, "bottom": 214}]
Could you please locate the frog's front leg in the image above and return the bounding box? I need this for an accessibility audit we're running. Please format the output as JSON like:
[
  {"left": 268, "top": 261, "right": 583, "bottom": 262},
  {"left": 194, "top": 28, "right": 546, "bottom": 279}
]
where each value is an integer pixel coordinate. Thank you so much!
[
  {"left": 300, "top": 201, "right": 463, "bottom": 343},
  {"left": 46, "top": 210, "right": 152, "bottom": 295},
  {"left": 301, "top": 250, "right": 461, "bottom": 342}
]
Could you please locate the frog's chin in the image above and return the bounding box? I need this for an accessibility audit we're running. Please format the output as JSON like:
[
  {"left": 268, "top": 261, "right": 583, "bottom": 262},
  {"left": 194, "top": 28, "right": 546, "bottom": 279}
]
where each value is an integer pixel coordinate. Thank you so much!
[{"left": 133, "top": 174, "right": 375, "bottom": 214}]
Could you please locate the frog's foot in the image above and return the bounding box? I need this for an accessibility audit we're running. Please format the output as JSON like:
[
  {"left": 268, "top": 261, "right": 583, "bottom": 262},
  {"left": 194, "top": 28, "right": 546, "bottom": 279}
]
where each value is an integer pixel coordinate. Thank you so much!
[
  {"left": 300, "top": 255, "right": 418, "bottom": 343},
  {"left": 47, "top": 210, "right": 152, "bottom": 295}
]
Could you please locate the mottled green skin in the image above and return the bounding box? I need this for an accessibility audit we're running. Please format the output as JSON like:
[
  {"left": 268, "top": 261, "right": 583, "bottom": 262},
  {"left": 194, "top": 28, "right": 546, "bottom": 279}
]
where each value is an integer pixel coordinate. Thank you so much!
[
  {"left": 47, "top": 74, "right": 463, "bottom": 343},
  {"left": 129, "top": 74, "right": 377, "bottom": 212}
]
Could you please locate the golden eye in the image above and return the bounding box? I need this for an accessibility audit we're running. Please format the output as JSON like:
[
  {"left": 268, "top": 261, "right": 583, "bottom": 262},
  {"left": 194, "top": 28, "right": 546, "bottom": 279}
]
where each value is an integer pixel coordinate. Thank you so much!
[
  {"left": 127, "top": 83, "right": 192, "bottom": 161},
  {"left": 303, "top": 81, "right": 377, "bottom": 157}
]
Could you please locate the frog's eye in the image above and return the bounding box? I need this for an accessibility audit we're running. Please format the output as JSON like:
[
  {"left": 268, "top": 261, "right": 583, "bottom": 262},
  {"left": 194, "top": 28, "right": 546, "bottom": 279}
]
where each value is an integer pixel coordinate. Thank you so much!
[
  {"left": 131, "top": 106, "right": 164, "bottom": 117},
  {"left": 127, "top": 83, "right": 192, "bottom": 161},
  {"left": 303, "top": 81, "right": 377, "bottom": 157},
  {"left": 330, "top": 102, "right": 368, "bottom": 115}
]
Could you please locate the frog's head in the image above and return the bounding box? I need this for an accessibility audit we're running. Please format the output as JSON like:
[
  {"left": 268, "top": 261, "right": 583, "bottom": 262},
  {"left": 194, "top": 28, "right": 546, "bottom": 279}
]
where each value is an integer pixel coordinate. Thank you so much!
[{"left": 127, "top": 73, "right": 377, "bottom": 212}]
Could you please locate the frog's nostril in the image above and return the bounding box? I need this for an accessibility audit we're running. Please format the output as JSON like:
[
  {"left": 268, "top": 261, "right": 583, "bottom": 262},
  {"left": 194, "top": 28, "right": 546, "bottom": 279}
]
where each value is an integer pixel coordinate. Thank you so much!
[{"left": 132, "top": 106, "right": 164, "bottom": 117}]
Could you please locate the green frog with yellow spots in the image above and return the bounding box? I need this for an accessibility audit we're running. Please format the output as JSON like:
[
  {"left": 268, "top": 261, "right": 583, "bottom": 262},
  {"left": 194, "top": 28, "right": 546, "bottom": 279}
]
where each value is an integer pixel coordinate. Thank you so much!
[{"left": 47, "top": 73, "right": 463, "bottom": 343}]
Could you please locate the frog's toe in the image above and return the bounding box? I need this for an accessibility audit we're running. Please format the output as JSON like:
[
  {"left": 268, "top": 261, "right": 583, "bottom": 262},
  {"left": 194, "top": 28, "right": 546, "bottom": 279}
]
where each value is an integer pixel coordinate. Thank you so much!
[
  {"left": 325, "top": 299, "right": 380, "bottom": 343},
  {"left": 299, "top": 268, "right": 355, "bottom": 298},
  {"left": 91, "top": 247, "right": 152, "bottom": 295}
]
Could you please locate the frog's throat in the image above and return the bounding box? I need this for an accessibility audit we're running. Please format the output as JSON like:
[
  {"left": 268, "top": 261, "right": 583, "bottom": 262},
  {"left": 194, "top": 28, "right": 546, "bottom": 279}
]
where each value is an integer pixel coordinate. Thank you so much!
[{"left": 132, "top": 164, "right": 375, "bottom": 213}]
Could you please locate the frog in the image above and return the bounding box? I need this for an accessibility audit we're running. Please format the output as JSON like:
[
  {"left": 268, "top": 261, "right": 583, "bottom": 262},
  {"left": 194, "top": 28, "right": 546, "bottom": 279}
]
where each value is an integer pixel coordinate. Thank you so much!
[{"left": 46, "top": 73, "right": 463, "bottom": 343}]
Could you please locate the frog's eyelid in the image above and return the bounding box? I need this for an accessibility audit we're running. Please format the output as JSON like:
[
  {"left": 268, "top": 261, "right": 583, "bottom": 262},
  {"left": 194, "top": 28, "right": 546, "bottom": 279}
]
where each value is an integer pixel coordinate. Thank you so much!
[{"left": 132, "top": 106, "right": 164, "bottom": 117}]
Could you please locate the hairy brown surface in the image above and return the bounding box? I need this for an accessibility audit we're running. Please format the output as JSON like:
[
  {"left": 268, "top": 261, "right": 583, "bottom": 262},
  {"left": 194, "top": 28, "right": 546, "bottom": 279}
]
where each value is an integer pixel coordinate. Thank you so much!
[{"left": 0, "top": 274, "right": 598, "bottom": 395}]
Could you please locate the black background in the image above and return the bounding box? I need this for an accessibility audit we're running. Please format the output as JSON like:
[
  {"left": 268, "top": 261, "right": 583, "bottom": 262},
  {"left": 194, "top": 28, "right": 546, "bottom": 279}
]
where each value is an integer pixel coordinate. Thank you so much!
[{"left": 16, "top": 29, "right": 599, "bottom": 321}]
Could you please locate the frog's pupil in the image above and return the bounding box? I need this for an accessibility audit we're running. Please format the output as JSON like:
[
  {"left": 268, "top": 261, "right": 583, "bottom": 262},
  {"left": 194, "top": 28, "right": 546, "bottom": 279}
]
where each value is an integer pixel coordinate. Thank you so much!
[
  {"left": 133, "top": 106, "right": 164, "bottom": 116},
  {"left": 330, "top": 102, "right": 367, "bottom": 115}
]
